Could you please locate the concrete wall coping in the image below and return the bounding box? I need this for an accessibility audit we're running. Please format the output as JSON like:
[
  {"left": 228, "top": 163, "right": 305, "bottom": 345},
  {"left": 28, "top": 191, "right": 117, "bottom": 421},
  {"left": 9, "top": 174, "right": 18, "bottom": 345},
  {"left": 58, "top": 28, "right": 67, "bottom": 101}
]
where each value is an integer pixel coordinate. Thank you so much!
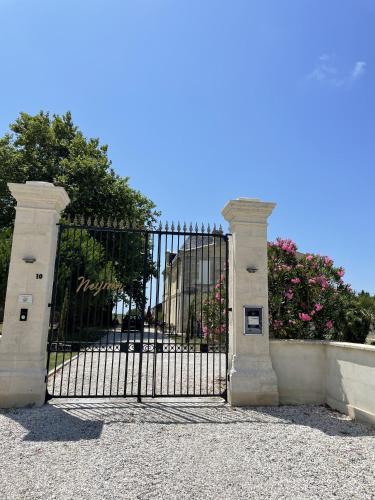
[{"left": 270, "top": 339, "right": 375, "bottom": 352}]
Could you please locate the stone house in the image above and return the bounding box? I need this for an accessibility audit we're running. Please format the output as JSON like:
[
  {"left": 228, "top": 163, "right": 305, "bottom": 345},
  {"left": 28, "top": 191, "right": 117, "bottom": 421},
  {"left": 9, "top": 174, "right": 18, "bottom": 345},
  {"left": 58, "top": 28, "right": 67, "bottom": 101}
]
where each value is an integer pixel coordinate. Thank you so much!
[{"left": 162, "top": 235, "right": 226, "bottom": 335}]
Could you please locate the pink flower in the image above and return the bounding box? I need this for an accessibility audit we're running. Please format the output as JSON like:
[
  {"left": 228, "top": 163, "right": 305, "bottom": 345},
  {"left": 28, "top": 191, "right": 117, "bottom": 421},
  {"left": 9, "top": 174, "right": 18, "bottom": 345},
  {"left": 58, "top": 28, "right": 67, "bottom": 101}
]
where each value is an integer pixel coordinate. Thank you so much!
[
  {"left": 314, "top": 303, "right": 323, "bottom": 312},
  {"left": 202, "top": 326, "right": 208, "bottom": 337},
  {"left": 284, "top": 289, "right": 294, "bottom": 300},
  {"left": 215, "top": 292, "right": 221, "bottom": 301},
  {"left": 308, "top": 278, "right": 317, "bottom": 285},
  {"left": 337, "top": 267, "right": 345, "bottom": 278},
  {"left": 277, "top": 264, "right": 292, "bottom": 272},
  {"left": 275, "top": 238, "right": 297, "bottom": 255},
  {"left": 299, "top": 313, "right": 312, "bottom": 321},
  {"left": 273, "top": 320, "right": 283, "bottom": 329},
  {"left": 215, "top": 283, "right": 221, "bottom": 289},
  {"left": 291, "top": 278, "right": 301, "bottom": 284},
  {"left": 326, "top": 320, "right": 334, "bottom": 330},
  {"left": 316, "top": 276, "right": 329, "bottom": 289},
  {"left": 323, "top": 256, "right": 333, "bottom": 266},
  {"left": 306, "top": 255, "right": 314, "bottom": 261}
]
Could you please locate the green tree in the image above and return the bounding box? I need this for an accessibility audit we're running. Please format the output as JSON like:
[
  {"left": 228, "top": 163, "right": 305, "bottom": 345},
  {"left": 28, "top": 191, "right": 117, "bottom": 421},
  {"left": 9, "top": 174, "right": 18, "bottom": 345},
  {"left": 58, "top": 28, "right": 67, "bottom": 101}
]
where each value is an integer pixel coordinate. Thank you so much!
[
  {"left": 0, "top": 111, "right": 159, "bottom": 331},
  {"left": 0, "top": 228, "right": 12, "bottom": 322},
  {"left": 357, "top": 291, "right": 375, "bottom": 317},
  {"left": 0, "top": 111, "right": 158, "bottom": 228},
  {"left": 53, "top": 228, "right": 118, "bottom": 342}
]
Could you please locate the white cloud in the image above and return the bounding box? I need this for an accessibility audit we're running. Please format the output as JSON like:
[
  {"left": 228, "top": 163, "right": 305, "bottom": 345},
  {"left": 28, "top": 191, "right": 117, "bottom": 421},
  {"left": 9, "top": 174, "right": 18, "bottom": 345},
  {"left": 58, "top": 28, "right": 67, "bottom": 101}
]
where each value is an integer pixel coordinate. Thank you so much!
[
  {"left": 351, "top": 61, "right": 366, "bottom": 80},
  {"left": 307, "top": 55, "right": 367, "bottom": 88},
  {"left": 319, "top": 53, "right": 332, "bottom": 62}
]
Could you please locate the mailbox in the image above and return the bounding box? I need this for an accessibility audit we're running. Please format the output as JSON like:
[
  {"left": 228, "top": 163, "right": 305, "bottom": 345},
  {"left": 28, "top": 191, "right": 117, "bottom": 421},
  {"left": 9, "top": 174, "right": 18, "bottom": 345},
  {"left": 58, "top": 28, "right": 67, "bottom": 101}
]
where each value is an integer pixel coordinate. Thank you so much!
[{"left": 244, "top": 306, "right": 262, "bottom": 335}]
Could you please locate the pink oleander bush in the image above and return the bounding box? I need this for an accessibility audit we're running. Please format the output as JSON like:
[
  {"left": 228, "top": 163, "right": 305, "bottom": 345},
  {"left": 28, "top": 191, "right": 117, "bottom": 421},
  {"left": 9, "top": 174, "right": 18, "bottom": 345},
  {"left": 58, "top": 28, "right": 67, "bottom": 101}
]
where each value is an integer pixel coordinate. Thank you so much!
[
  {"left": 200, "top": 237, "right": 372, "bottom": 344},
  {"left": 268, "top": 238, "right": 371, "bottom": 342},
  {"left": 202, "top": 273, "right": 227, "bottom": 343}
]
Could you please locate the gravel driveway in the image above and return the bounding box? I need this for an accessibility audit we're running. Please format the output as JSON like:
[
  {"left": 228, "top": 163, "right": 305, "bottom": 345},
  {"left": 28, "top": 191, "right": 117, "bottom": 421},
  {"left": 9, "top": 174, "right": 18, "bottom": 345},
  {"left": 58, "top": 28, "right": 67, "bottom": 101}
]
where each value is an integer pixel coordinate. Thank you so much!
[
  {"left": 48, "top": 330, "right": 227, "bottom": 397},
  {"left": 49, "top": 351, "right": 226, "bottom": 397},
  {"left": 0, "top": 401, "right": 374, "bottom": 500}
]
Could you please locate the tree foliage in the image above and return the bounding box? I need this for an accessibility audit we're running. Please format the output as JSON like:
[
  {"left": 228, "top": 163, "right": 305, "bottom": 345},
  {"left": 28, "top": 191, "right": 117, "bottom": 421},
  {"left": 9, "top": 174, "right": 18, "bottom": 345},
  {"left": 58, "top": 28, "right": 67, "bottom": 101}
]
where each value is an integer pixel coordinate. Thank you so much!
[
  {"left": 0, "top": 228, "right": 12, "bottom": 321},
  {"left": 0, "top": 111, "right": 159, "bottom": 331},
  {"left": 0, "top": 111, "right": 159, "bottom": 228},
  {"left": 268, "top": 238, "right": 373, "bottom": 343}
]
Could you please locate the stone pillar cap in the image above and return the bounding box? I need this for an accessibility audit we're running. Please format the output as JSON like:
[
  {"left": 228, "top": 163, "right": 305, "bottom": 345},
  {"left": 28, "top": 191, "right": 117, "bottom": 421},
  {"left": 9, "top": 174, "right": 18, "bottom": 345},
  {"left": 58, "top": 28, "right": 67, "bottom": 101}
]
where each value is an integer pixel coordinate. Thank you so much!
[
  {"left": 222, "top": 198, "right": 276, "bottom": 223},
  {"left": 8, "top": 181, "right": 70, "bottom": 213},
  {"left": 26, "top": 181, "right": 55, "bottom": 187}
]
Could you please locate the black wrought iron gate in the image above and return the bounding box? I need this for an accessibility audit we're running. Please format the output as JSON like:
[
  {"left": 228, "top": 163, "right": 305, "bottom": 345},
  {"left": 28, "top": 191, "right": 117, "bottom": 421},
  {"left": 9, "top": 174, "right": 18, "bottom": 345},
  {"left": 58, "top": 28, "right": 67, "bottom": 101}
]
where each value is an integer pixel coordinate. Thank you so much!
[{"left": 46, "top": 218, "right": 228, "bottom": 400}]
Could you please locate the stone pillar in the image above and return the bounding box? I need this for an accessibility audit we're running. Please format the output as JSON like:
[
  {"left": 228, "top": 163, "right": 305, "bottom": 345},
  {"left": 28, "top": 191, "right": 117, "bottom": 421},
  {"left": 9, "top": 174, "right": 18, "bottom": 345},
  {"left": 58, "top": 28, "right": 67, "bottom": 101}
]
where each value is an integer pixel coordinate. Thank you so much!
[
  {"left": 0, "top": 182, "right": 70, "bottom": 407},
  {"left": 222, "top": 198, "right": 279, "bottom": 406}
]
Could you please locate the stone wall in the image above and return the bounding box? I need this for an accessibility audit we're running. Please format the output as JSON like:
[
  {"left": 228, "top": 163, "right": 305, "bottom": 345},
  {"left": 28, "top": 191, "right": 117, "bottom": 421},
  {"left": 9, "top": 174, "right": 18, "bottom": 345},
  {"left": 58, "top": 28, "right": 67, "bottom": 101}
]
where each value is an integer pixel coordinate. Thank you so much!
[{"left": 270, "top": 340, "right": 375, "bottom": 426}]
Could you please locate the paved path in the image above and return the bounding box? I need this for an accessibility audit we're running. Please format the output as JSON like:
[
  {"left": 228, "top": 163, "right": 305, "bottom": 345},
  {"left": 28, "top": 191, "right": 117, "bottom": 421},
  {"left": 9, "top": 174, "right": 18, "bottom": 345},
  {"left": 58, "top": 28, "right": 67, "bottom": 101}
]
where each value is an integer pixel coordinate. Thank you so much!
[{"left": 0, "top": 402, "right": 374, "bottom": 499}]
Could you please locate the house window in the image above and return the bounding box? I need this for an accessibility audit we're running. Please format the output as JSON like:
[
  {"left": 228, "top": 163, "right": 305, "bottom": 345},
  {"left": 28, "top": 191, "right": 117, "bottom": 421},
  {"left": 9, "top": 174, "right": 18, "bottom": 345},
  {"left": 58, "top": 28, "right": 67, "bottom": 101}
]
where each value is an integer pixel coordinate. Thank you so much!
[{"left": 198, "top": 260, "right": 210, "bottom": 284}]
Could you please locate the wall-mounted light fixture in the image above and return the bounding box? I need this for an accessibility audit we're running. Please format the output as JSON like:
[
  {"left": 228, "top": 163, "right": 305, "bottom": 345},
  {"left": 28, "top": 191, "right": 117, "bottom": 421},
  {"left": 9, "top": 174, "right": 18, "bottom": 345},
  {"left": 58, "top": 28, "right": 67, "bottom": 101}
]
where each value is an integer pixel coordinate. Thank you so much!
[
  {"left": 22, "top": 256, "right": 36, "bottom": 264},
  {"left": 246, "top": 266, "right": 258, "bottom": 274}
]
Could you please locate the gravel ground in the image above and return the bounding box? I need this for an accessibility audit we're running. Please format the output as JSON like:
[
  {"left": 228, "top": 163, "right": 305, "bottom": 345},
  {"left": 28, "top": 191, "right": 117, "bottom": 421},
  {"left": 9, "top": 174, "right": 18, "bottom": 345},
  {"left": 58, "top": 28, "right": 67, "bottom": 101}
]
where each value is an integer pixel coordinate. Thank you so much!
[{"left": 0, "top": 401, "right": 374, "bottom": 500}]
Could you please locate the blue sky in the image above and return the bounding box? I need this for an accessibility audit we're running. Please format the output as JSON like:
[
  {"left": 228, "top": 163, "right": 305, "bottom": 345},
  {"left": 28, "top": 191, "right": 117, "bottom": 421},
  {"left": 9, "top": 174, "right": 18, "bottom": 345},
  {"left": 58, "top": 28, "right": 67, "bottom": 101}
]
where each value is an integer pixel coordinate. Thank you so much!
[{"left": 1, "top": 1, "right": 374, "bottom": 293}]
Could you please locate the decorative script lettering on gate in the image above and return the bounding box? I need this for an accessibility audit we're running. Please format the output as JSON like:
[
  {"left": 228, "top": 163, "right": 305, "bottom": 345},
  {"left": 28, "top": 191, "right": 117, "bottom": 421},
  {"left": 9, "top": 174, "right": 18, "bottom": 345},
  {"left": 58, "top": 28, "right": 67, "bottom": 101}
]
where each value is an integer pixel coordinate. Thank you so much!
[{"left": 76, "top": 276, "right": 123, "bottom": 296}]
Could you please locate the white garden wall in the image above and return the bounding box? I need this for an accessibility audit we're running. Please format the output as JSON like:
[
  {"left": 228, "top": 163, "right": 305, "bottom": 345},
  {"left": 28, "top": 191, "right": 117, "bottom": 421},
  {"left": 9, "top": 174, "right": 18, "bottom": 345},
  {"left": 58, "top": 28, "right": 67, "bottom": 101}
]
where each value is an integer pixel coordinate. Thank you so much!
[
  {"left": 325, "top": 343, "right": 375, "bottom": 426},
  {"left": 270, "top": 340, "right": 375, "bottom": 426},
  {"left": 269, "top": 340, "right": 326, "bottom": 404}
]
